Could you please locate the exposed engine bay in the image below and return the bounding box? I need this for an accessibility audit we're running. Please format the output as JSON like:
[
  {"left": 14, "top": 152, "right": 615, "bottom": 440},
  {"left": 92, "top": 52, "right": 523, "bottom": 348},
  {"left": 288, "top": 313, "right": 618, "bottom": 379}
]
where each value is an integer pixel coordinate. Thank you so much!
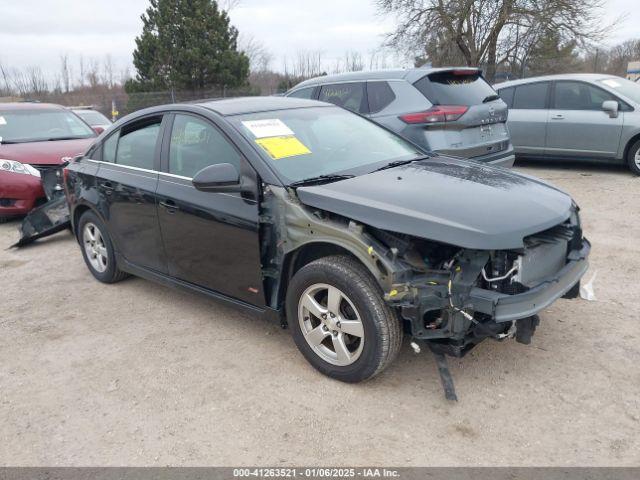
[{"left": 260, "top": 186, "right": 590, "bottom": 398}]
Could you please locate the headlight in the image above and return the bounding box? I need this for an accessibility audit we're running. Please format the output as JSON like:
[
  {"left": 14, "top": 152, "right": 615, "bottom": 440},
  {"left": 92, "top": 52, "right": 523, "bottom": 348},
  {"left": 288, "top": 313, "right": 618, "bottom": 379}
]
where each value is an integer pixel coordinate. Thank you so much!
[{"left": 0, "top": 159, "right": 41, "bottom": 178}]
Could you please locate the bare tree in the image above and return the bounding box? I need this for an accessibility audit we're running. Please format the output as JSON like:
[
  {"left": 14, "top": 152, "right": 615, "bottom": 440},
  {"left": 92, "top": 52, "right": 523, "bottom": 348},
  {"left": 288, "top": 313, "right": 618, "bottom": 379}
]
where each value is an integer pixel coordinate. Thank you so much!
[
  {"left": 239, "top": 34, "right": 273, "bottom": 72},
  {"left": 103, "top": 54, "right": 115, "bottom": 89},
  {"left": 377, "top": 0, "right": 611, "bottom": 81},
  {"left": 60, "top": 54, "right": 72, "bottom": 93},
  {"left": 219, "top": 0, "right": 241, "bottom": 12}
]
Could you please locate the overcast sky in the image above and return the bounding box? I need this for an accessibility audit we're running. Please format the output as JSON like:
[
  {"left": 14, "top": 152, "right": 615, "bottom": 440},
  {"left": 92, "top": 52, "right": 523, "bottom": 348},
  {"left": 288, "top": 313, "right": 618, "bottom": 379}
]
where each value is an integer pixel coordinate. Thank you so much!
[{"left": 0, "top": 0, "right": 638, "bottom": 81}]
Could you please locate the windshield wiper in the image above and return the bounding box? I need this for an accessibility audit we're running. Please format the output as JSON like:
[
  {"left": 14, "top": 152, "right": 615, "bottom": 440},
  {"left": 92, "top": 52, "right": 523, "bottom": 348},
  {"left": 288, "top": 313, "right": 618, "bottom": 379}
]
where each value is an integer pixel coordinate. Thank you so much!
[
  {"left": 288, "top": 174, "right": 355, "bottom": 188},
  {"left": 0, "top": 139, "right": 22, "bottom": 144},
  {"left": 373, "top": 156, "right": 429, "bottom": 172},
  {"left": 45, "top": 136, "right": 87, "bottom": 141},
  {"left": 482, "top": 94, "right": 501, "bottom": 103}
]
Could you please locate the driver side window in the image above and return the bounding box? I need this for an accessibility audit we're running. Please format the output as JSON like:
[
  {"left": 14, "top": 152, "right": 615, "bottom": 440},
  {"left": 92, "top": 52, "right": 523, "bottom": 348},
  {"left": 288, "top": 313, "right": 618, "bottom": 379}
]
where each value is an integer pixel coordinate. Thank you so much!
[{"left": 169, "top": 114, "right": 241, "bottom": 178}]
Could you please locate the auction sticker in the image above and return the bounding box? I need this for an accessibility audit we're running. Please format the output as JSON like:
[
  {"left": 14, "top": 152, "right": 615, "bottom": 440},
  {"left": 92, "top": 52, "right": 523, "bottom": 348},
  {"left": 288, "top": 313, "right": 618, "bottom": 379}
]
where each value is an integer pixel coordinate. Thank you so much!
[
  {"left": 242, "top": 119, "right": 294, "bottom": 138},
  {"left": 255, "top": 136, "right": 311, "bottom": 160},
  {"left": 0, "top": 116, "right": 6, "bottom": 125}
]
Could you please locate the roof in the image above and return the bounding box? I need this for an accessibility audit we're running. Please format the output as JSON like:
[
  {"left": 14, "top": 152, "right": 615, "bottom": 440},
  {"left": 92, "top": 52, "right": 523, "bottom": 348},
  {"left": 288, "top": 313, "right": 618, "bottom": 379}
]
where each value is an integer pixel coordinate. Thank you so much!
[
  {"left": 0, "top": 102, "right": 67, "bottom": 111},
  {"left": 289, "top": 67, "right": 480, "bottom": 91},
  {"left": 196, "top": 96, "right": 332, "bottom": 116},
  {"left": 494, "top": 73, "right": 619, "bottom": 89}
]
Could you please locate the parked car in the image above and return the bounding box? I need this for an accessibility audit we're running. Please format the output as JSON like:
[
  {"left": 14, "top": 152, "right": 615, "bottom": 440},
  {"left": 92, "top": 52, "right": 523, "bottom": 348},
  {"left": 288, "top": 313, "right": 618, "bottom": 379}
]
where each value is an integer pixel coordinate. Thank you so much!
[
  {"left": 495, "top": 74, "right": 640, "bottom": 175},
  {"left": 64, "top": 97, "right": 589, "bottom": 388},
  {"left": 72, "top": 108, "right": 112, "bottom": 133},
  {"left": 0, "top": 103, "right": 96, "bottom": 222},
  {"left": 285, "top": 68, "right": 514, "bottom": 167}
]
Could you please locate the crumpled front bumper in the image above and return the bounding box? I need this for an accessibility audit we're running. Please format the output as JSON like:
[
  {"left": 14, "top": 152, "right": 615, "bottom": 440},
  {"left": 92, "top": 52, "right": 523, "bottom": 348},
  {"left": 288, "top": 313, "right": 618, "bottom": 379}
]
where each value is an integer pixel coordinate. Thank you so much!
[{"left": 469, "top": 239, "right": 591, "bottom": 322}]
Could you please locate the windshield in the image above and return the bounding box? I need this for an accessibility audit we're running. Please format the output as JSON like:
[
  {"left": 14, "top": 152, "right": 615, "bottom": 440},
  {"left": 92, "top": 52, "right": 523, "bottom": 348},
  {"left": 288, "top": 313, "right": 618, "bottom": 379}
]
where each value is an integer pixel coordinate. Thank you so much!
[
  {"left": 597, "top": 77, "right": 640, "bottom": 104},
  {"left": 230, "top": 106, "right": 422, "bottom": 183},
  {"left": 0, "top": 108, "right": 95, "bottom": 143},
  {"left": 74, "top": 110, "right": 111, "bottom": 126}
]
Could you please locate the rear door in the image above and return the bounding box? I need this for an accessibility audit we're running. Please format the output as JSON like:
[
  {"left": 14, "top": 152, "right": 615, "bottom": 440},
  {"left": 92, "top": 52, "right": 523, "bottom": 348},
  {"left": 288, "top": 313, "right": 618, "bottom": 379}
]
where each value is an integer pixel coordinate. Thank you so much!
[
  {"left": 545, "top": 80, "right": 623, "bottom": 159},
  {"left": 155, "top": 112, "right": 265, "bottom": 306},
  {"left": 410, "top": 70, "right": 510, "bottom": 158},
  {"left": 94, "top": 115, "right": 167, "bottom": 272},
  {"left": 503, "top": 82, "right": 550, "bottom": 156}
]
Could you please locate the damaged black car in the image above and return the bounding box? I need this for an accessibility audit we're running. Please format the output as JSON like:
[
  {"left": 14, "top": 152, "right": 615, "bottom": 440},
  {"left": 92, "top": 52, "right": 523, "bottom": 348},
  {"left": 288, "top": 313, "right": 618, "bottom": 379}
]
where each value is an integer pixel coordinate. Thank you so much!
[{"left": 63, "top": 97, "right": 590, "bottom": 397}]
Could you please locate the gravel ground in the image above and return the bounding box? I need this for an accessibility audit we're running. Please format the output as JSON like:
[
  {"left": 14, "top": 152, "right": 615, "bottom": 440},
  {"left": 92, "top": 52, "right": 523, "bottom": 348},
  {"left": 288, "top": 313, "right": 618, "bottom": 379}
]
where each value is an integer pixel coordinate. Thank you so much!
[{"left": 1, "top": 162, "right": 639, "bottom": 466}]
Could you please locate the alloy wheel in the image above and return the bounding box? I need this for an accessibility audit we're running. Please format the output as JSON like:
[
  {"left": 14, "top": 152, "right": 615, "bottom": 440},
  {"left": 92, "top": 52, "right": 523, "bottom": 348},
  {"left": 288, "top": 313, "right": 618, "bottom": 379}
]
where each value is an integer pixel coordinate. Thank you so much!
[
  {"left": 298, "top": 283, "right": 365, "bottom": 366},
  {"left": 83, "top": 222, "right": 108, "bottom": 273}
]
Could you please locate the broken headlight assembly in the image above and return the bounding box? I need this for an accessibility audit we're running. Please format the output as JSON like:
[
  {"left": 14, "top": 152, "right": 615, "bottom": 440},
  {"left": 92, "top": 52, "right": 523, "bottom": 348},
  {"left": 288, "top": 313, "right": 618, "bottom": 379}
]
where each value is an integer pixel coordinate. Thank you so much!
[{"left": 0, "top": 159, "right": 41, "bottom": 177}]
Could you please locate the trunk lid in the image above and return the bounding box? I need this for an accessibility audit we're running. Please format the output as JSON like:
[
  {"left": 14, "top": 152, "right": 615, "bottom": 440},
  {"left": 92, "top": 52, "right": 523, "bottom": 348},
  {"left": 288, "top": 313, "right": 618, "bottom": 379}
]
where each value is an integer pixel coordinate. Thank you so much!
[{"left": 409, "top": 69, "right": 510, "bottom": 157}]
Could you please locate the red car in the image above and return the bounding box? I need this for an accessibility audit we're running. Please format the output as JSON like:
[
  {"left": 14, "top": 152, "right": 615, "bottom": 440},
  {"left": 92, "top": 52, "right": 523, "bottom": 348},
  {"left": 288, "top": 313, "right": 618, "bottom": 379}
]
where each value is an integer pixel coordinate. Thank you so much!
[{"left": 0, "top": 103, "right": 96, "bottom": 222}]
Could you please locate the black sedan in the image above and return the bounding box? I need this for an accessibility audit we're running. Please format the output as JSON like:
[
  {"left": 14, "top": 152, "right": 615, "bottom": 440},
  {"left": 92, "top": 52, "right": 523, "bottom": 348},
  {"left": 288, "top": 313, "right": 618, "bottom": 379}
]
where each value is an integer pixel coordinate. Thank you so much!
[{"left": 64, "top": 97, "right": 589, "bottom": 394}]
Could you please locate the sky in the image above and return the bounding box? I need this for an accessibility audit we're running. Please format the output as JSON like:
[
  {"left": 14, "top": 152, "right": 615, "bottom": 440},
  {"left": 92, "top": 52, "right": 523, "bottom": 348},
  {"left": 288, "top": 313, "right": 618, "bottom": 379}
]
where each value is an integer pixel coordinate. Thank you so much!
[{"left": 0, "top": 0, "right": 638, "bottom": 82}]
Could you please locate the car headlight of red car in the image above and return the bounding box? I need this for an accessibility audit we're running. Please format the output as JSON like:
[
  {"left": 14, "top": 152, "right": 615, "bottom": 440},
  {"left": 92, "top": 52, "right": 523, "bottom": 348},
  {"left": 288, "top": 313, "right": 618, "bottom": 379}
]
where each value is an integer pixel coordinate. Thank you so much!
[{"left": 0, "top": 159, "right": 41, "bottom": 178}]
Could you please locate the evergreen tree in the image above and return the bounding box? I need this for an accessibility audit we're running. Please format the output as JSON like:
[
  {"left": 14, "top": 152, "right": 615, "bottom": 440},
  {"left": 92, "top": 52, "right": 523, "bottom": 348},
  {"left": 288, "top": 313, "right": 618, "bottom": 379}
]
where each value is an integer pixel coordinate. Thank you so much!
[{"left": 126, "top": 0, "right": 249, "bottom": 93}]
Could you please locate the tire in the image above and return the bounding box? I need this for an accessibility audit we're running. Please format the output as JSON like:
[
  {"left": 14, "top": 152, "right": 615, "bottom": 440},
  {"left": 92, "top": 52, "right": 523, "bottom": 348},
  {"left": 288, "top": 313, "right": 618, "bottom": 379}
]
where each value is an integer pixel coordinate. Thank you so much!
[
  {"left": 78, "top": 210, "right": 128, "bottom": 284},
  {"left": 627, "top": 139, "right": 640, "bottom": 176},
  {"left": 285, "top": 255, "right": 403, "bottom": 383}
]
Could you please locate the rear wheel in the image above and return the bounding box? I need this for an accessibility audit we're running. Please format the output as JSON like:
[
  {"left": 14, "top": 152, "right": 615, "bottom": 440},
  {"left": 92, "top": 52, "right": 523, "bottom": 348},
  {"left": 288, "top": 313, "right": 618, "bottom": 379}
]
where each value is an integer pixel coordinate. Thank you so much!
[
  {"left": 78, "top": 211, "right": 128, "bottom": 283},
  {"left": 286, "top": 255, "right": 403, "bottom": 383},
  {"left": 627, "top": 139, "right": 640, "bottom": 176}
]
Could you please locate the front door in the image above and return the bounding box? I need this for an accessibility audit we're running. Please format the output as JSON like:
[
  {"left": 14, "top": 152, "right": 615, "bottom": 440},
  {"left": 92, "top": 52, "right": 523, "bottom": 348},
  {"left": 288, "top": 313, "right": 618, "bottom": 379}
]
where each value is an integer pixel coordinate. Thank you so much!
[
  {"left": 545, "top": 81, "right": 623, "bottom": 159},
  {"left": 156, "top": 113, "right": 265, "bottom": 306},
  {"left": 95, "top": 115, "right": 167, "bottom": 272}
]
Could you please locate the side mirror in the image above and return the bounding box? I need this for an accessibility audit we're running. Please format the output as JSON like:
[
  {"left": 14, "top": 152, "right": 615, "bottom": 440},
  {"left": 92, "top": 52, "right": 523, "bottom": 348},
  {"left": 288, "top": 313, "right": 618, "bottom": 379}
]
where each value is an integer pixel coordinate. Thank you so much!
[
  {"left": 192, "top": 163, "right": 241, "bottom": 192},
  {"left": 92, "top": 126, "right": 105, "bottom": 135},
  {"left": 602, "top": 100, "right": 619, "bottom": 118}
]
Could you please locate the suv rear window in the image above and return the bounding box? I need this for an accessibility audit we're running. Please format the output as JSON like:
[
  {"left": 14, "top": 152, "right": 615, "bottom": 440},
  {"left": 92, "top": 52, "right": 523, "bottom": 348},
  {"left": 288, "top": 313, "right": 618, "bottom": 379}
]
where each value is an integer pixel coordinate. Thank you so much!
[{"left": 413, "top": 71, "right": 496, "bottom": 106}]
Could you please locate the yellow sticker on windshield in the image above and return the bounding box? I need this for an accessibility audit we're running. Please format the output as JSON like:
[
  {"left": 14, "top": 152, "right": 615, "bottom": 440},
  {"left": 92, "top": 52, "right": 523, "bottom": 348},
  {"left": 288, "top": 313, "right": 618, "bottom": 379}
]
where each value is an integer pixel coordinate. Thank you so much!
[{"left": 255, "top": 135, "right": 311, "bottom": 160}]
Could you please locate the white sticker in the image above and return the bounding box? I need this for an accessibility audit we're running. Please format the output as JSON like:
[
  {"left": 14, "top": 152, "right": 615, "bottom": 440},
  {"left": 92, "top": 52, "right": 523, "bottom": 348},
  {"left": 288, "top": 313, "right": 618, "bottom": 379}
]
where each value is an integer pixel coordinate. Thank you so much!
[
  {"left": 601, "top": 79, "right": 621, "bottom": 88},
  {"left": 241, "top": 119, "right": 294, "bottom": 138},
  {"left": 0, "top": 116, "right": 6, "bottom": 125}
]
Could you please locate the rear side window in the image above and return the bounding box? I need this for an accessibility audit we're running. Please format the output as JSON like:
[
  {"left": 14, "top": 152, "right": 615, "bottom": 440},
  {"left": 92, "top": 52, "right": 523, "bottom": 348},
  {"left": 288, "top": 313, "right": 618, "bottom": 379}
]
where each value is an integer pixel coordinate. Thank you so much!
[
  {"left": 498, "top": 87, "right": 514, "bottom": 108},
  {"left": 115, "top": 118, "right": 161, "bottom": 170},
  {"left": 102, "top": 133, "right": 118, "bottom": 163},
  {"left": 413, "top": 71, "right": 496, "bottom": 106},
  {"left": 367, "top": 81, "right": 396, "bottom": 113},
  {"left": 318, "top": 83, "right": 367, "bottom": 113},
  {"left": 513, "top": 83, "right": 549, "bottom": 109},
  {"left": 288, "top": 87, "right": 315, "bottom": 99}
]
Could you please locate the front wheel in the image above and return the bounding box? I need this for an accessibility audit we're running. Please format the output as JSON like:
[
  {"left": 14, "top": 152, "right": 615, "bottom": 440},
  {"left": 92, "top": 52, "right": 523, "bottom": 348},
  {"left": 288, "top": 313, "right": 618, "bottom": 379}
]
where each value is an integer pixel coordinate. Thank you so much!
[
  {"left": 627, "top": 139, "right": 640, "bottom": 176},
  {"left": 285, "top": 255, "right": 403, "bottom": 383}
]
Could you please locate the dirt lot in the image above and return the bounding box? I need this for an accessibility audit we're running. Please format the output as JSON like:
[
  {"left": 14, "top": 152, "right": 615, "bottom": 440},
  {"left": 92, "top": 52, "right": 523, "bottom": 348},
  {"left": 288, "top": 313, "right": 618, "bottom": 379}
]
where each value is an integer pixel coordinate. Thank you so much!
[{"left": 1, "top": 162, "right": 639, "bottom": 466}]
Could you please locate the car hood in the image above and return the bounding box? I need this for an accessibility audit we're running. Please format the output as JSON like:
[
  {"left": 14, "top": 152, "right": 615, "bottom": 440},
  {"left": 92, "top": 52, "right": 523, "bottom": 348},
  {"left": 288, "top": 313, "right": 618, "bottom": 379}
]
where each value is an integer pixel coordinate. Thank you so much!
[
  {"left": 0, "top": 138, "right": 94, "bottom": 165},
  {"left": 296, "top": 157, "right": 573, "bottom": 250}
]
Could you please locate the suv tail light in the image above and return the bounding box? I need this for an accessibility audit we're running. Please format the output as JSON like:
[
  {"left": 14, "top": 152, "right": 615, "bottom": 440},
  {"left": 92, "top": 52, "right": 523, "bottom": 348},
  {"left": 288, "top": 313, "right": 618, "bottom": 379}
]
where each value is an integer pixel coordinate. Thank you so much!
[{"left": 400, "top": 106, "right": 469, "bottom": 124}]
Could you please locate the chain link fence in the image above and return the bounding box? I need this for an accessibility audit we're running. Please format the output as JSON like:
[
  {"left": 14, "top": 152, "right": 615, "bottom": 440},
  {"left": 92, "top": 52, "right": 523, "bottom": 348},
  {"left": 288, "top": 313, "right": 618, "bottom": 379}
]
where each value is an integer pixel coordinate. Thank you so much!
[{"left": 20, "top": 86, "right": 261, "bottom": 122}]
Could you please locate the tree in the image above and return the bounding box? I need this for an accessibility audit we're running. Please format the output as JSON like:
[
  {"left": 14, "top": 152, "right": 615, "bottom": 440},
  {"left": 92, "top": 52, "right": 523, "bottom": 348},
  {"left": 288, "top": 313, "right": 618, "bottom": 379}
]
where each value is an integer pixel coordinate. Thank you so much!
[
  {"left": 126, "top": 0, "right": 249, "bottom": 93},
  {"left": 377, "top": 0, "right": 609, "bottom": 81}
]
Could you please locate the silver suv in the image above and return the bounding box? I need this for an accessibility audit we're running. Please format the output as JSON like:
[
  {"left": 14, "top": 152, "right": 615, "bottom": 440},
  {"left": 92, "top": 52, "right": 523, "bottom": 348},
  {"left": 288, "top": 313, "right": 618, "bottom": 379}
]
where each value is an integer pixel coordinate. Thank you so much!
[
  {"left": 286, "top": 68, "right": 515, "bottom": 167},
  {"left": 495, "top": 74, "right": 640, "bottom": 175}
]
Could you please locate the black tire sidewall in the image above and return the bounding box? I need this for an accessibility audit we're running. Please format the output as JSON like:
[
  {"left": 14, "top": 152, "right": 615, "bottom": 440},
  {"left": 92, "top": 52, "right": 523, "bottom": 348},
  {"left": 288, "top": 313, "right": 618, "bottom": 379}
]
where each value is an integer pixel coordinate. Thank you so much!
[
  {"left": 628, "top": 140, "right": 640, "bottom": 176},
  {"left": 286, "top": 258, "right": 389, "bottom": 383},
  {"left": 78, "top": 211, "right": 119, "bottom": 283}
]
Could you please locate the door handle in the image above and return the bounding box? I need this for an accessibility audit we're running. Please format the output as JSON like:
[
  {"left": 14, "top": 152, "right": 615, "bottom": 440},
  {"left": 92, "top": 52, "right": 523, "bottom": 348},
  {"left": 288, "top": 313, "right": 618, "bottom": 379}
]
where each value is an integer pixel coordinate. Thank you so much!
[
  {"left": 100, "top": 181, "right": 114, "bottom": 194},
  {"left": 551, "top": 114, "right": 565, "bottom": 120},
  {"left": 159, "top": 199, "right": 180, "bottom": 213}
]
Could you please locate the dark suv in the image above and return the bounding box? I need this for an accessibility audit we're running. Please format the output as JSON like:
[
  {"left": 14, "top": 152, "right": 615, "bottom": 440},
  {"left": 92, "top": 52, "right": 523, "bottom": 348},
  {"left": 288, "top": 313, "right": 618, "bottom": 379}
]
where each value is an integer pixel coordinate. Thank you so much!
[
  {"left": 65, "top": 97, "right": 589, "bottom": 390},
  {"left": 286, "top": 68, "right": 514, "bottom": 167}
]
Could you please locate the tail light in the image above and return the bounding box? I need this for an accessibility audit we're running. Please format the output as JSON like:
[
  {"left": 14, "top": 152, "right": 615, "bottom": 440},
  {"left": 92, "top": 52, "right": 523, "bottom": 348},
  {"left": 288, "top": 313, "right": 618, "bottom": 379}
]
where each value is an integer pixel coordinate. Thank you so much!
[{"left": 399, "top": 105, "right": 468, "bottom": 124}]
